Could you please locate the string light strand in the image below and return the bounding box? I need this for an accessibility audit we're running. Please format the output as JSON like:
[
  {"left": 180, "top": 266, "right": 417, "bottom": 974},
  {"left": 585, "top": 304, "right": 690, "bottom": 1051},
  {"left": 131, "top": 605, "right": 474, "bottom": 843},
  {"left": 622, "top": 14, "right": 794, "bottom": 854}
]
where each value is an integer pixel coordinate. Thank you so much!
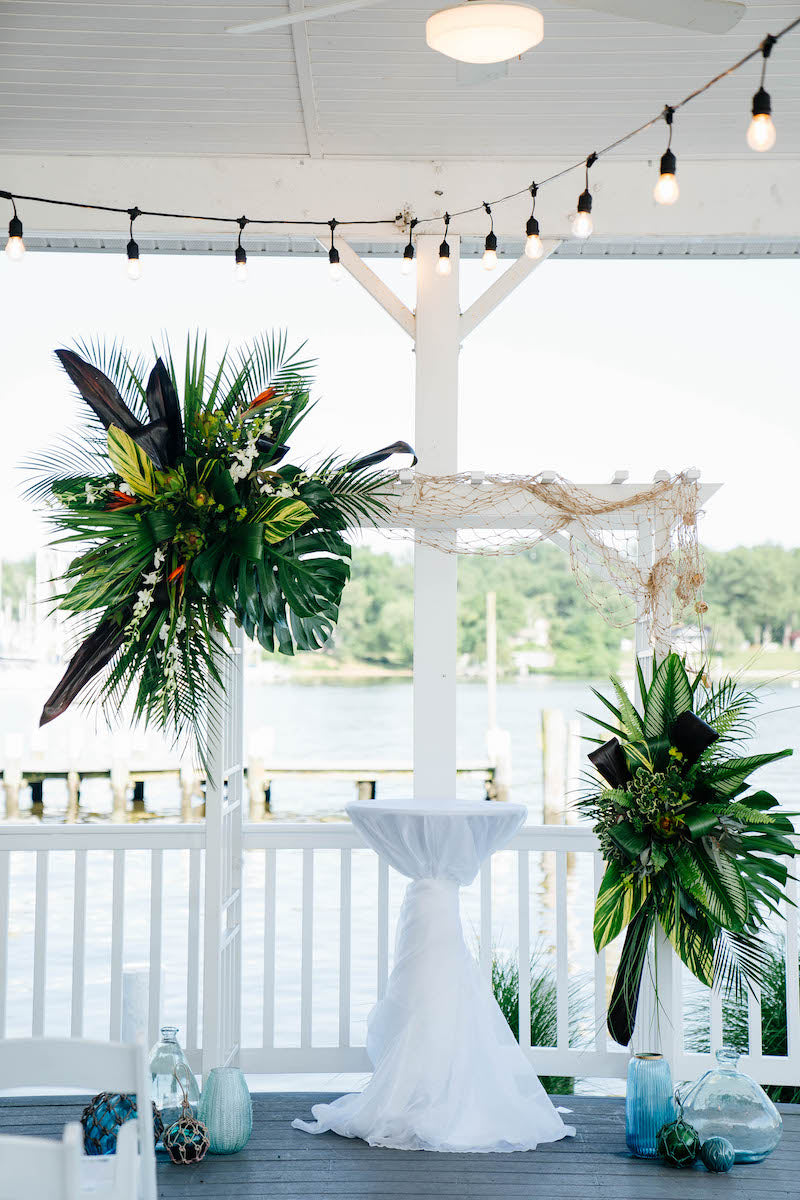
[{"left": 1, "top": 15, "right": 798, "bottom": 247}]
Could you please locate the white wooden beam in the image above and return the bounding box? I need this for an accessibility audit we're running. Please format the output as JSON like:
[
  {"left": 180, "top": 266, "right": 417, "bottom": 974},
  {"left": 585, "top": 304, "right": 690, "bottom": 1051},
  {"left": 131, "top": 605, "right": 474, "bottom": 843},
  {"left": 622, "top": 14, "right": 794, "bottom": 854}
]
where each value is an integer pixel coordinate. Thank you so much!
[
  {"left": 289, "top": 0, "right": 323, "bottom": 159},
  {"left": 4, "top": 155, "right": 800, "bottom": 242},
  {"left": 459, "top": 243, "right": 561, "bottom": 340},
  {"left": 413, "top": 234, "right": 459, "bottom": 800},
  {"left": 320, "top": 237, "right": 415, "bottom": 340}
]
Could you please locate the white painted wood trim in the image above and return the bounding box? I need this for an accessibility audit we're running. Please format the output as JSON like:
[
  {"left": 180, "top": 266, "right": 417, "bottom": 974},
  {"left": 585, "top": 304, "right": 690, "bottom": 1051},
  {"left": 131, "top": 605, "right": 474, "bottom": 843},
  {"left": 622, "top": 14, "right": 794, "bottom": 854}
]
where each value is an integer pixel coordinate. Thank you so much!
[
  {"left": 459, "top": 242, "right": 561, "bottom": 340},
  {"left": 321, "top": 237, "right": 416, "bottom": 339},
  {"left": 289, "top": 0, "right": 323, "bottom": 158}
]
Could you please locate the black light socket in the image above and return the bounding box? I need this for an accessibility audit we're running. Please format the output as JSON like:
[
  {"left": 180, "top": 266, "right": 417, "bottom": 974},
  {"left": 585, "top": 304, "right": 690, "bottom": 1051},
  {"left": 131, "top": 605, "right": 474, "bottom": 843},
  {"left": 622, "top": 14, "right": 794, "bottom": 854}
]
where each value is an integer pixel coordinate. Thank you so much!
[
  {"left": 577, "top": 189, "right": 593, "bottom": 215},
  {"left": 235, "top": 245, "right": 247, "bottom": 267},
  {"left": 126, "top": 237, "right": 139, "bottom": 263},
  {"left": 438, "top": 239, "right": 450, "bottom": 260},
  {"left": 659, "top": 148, "right": 677, "bottom": 177},
  {"left": 484, "top": 230, "right": 497, "bottom": 253},
  {"left": 403, "top": 241, "right": 414, "bottom": 263},
  {"left": 8, "top": 214, "right": 23, "bottom": 240},
  {"left": 329, "top": 246, "right": 340, "bottom": 267},
  {"left": 752, "top": 86, "right": 772, "bottom": 117},
  {"left": 526, "top": 215, "right": 540, "bottom": 238}
]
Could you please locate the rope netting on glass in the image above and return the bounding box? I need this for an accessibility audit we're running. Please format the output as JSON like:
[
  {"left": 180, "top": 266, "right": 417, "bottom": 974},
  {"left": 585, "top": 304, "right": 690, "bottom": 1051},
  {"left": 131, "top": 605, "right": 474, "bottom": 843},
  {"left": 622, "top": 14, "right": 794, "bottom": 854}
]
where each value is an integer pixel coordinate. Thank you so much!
[{"left": 382, "top": 471, "right": 706, "bottom": 646}]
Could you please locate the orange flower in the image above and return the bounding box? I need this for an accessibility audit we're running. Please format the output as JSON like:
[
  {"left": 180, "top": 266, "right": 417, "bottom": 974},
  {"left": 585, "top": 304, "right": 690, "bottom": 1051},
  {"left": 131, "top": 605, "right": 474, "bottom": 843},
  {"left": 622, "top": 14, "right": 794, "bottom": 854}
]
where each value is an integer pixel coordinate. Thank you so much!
[
  {"left": 247, "top": 387, "right": 277, "bottom": 411},
  {"left": 168, "top": 564, "right": 185, "bottom": 584},
  {"left": 107, "top": 490, "right": 137, "bottom": 510}
]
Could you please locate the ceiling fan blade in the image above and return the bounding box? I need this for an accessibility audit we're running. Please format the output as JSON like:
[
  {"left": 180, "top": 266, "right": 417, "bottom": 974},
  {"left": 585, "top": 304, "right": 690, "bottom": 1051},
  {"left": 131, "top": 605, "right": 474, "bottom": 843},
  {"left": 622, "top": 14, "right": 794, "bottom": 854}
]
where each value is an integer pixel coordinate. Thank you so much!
[
  {"left": 227, "top": 0, "right": 387, "bottom": 35},
  {"left": 555, "top": 0, "right": 746, "bottom": 34}
]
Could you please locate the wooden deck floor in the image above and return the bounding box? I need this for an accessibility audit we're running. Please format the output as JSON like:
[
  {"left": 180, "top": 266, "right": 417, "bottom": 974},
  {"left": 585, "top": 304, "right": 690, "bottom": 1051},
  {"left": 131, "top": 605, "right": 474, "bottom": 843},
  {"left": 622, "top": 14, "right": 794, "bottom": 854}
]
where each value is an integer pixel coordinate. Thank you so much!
[{"left": 1, "top": 1092, "right": 799, "bottom": 1199}]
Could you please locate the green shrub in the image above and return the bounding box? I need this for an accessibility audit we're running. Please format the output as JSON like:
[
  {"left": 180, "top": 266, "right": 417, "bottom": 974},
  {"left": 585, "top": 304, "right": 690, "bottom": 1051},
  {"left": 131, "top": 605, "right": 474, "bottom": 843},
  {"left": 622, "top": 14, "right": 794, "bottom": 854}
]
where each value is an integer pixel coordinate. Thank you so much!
[
  {"left": 685, "top": 944, "right": 800, "bottom": 1105},
  {"left": 492, "top": 949, "right": 588, "bottom": 1095}
]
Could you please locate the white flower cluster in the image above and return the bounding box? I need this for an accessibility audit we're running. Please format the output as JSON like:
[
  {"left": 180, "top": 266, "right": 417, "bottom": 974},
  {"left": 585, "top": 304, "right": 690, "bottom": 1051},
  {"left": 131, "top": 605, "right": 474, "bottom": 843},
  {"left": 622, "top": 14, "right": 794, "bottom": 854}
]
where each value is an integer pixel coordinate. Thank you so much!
[
  {"left": 158, "top": 612, "right": 187, "bottom": 698},
  {"left": 124, "top": 547, "right": 166, "bottom": 647},
  {"left": 229, "top": 417, "right": 272, "bottom": 483},
  {"left": 259, "top": 470, "right": 305, "bottom": 500}
]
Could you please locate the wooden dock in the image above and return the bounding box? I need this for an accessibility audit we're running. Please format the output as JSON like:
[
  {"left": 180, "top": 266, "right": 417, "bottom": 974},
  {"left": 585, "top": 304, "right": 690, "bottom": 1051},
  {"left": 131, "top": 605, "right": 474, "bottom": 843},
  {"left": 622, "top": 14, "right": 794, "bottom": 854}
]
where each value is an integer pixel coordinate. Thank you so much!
[
  {"left": 1, "top": 1093, "right": 798, "bottom": 1198},
  {"left": 0, "top": 760, "right": 500, "bottom": 820}
]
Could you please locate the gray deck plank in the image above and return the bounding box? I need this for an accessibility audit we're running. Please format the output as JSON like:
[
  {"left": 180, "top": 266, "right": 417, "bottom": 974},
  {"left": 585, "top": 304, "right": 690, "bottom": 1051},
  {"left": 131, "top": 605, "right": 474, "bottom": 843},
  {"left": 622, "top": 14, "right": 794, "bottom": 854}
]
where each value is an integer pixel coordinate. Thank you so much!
[{"left": 0, "top": 1092, "right": 798, "bottom": 1198}]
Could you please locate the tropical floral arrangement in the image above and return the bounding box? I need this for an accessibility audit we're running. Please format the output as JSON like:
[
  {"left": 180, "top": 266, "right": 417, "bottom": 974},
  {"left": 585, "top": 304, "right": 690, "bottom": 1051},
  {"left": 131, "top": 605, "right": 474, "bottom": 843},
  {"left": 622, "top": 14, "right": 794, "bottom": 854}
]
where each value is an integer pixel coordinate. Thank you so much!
[
  {"left": 580, "top": 653, "right": 796, "bottom": 1047},
  {"left": 30, "top": 335, "right": 412, "bottom": 762}
]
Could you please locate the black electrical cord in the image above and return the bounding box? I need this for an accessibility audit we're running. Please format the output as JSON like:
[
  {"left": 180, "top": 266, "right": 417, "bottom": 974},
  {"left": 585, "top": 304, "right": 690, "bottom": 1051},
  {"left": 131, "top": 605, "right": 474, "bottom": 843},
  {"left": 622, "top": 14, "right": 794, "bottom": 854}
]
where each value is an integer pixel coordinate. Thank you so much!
[{"left": 1, "top": 16, "right": 798, "bottom": 239}]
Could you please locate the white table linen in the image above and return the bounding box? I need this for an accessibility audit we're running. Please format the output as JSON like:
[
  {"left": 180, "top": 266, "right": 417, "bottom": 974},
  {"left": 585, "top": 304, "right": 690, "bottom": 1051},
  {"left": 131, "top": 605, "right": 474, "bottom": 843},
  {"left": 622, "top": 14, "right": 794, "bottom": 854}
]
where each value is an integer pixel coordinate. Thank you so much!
[{"left": 293, "top": 798, "right": 576, "bottom": 1153}]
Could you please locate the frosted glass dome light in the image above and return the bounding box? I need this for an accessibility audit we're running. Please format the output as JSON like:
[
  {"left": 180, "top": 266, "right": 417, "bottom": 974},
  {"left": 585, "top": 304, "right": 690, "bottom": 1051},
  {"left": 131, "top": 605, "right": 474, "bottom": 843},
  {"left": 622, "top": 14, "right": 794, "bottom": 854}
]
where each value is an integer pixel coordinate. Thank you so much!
[{"left": 426, "top": 1, "right": 544, "bottom": 64}]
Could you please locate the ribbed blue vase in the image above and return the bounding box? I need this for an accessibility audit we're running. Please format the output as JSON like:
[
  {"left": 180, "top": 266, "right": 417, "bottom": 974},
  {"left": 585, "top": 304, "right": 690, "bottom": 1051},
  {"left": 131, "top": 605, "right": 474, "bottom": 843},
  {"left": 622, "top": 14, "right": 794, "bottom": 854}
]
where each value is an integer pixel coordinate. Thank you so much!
[
  {"left": 626, "top": 1053, "right": 676, "bottom": 1159},
  {"left": 198, "top": 1067, "right": 253, "bottom": 1155}
]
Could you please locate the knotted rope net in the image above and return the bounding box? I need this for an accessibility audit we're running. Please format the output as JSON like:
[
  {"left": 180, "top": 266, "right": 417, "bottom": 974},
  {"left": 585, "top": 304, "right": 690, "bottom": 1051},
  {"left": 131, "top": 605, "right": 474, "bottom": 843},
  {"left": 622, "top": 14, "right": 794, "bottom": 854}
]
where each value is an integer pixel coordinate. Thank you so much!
[{"left": 382, "top": 471, "right": 705, "bottom": 646}]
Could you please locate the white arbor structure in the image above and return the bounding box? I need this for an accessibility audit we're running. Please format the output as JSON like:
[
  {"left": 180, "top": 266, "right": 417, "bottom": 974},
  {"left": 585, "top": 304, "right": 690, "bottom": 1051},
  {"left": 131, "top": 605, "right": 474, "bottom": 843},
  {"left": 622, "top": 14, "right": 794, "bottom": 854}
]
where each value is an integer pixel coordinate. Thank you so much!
[{"left": 1, "top": 0, "right": 799, "bottom": 1085}]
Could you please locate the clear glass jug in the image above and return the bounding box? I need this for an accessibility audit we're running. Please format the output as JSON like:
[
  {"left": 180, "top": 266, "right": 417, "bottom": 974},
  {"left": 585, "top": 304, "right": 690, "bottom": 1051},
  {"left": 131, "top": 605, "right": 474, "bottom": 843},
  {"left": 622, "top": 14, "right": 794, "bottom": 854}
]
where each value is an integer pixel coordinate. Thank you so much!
[
  {"left": 149, "top": 1026, "right": 200, "bottom": 1129},
  {"left": 681, "top": 1048, "right": 782, "bottom": 1163}
]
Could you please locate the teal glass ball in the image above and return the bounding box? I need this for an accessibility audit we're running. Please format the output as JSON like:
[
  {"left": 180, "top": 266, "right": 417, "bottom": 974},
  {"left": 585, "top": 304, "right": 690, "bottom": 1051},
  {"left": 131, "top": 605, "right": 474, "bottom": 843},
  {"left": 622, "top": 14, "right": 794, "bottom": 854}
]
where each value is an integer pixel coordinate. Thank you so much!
[
  {"left": 656, "top": 1118, "right": 700, "bottom": 1167},
  {"left": 700, "top": 1137, "right": 735, "bottom": 1173}
]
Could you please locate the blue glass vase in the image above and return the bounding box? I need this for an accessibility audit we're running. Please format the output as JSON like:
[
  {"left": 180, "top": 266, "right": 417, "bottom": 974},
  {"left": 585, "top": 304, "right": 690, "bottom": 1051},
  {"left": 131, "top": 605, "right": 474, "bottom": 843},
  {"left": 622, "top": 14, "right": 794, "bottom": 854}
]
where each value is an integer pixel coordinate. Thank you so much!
[
  {"left": 626, "top": 1052, "right": 676, "bottom": 1158},
  {"left": 198, "top": 1067, "right": 253, "bottom": 1154},
  {"left": 682, "top": 1049, "right": 782, "bottom": 1163}
]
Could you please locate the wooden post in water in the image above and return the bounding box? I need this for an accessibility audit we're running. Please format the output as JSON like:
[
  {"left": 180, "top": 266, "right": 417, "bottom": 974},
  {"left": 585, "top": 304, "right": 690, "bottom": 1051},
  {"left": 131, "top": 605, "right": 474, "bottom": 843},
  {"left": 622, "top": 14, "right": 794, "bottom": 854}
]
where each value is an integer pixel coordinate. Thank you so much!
[
  {"left": 541, "top": 709, "right": 567, "bottom": 823},
  {"left": 356, "top": 780, "right": 377, "bottom": 802},
  {"left": 248, "top": 752, "right": 268, "bottom": 821},
  {"left": 565, "top": 718, "right": 582, "bottom": 825},
  {"left": 486, "top": 591, "right": 497, "bottom": 733},
  {"left": 110, "top": 751, "right": 129, "bottom": 822},
  {"left": 180, "top": 761, "right": 195, "bottom": 822},
  {"left": 66, "top": 769, "right": 81, "bottom": 822},
  {"left": 3, "top": 735, "right": 22, "bottom": 819}
]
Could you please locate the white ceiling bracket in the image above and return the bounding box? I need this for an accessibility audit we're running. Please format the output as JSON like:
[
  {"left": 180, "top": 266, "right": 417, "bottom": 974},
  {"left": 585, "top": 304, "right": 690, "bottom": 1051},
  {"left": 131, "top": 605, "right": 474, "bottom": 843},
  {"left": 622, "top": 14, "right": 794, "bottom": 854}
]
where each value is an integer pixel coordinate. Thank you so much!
[
  {"left": 317, "top": 236, "right": 416, "bottom": 339},
  {"left": 459, "top": 242, "right": 561, "bottom": 341}
]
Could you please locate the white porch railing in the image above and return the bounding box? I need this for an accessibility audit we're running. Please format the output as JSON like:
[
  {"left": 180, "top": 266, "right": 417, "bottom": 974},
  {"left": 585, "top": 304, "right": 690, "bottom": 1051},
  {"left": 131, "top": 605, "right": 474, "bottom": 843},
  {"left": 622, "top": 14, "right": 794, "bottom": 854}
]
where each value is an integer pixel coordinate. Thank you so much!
[{"left": 1, "top": 819, "right": 798, "bottom": 1089}]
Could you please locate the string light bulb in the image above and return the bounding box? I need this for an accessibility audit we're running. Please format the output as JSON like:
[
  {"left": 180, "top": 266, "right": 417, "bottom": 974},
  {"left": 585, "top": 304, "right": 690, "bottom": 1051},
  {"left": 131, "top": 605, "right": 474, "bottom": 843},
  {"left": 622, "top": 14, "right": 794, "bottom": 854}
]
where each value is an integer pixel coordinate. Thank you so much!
[
  {"left": 654, "top": 107, "right": 679, "bottom": 205},
  {"left": 437, "top": 213, "right": 452, "bottom": 277},
  {"left": 748, "top": 35, "right": 777, "bottom": 151},
  {"left": 5, "top": 198, "right": 24, "bottom": 261},
  {"left": 125, "top": 208, "right": 140, "bottom": 280},
  {"left": 234, "top": 216, "right": 248, "bottom": 282},
  {"left": 328, "top": 219, "right": 343, "bottom": 281},
  {"left": 571, "top": 154, "right": 596, "bottom": 239},
  {"left": 524, "top": 183, "right": 543, "bottom": 259},
  {"left": 401, "top": 219, "right": 417, "bottom": 276},
  {"left": 482, "top": 202, "right": 498, "bottom": 270}
]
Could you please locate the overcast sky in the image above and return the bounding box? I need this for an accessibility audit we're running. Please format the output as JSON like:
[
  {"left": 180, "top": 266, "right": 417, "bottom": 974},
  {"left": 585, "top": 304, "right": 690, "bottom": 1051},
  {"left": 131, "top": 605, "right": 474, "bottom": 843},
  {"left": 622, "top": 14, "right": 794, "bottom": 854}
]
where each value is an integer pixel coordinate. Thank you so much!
[{"left": 0, "top": 250, "right": 797, "bottom": 558}]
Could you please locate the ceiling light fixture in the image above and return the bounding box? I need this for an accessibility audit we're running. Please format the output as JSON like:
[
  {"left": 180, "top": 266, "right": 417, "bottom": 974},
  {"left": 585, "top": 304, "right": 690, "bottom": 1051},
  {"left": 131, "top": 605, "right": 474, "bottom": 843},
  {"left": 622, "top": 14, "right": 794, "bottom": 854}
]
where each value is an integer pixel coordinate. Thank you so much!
[{"left": 426, "top": 1, "right": 544, "bottom": 65}]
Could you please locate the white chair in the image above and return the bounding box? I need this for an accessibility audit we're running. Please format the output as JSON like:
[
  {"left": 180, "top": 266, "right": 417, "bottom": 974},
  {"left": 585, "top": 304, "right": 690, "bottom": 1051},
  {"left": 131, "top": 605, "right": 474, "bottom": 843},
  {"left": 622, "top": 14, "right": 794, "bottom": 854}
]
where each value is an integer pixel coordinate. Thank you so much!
[
  {"left": 0, "top": 1038, "right": 156, "bottom": 1200},
  {"left": 0, "top": 1120, "right": 137, "bottom": 1200}
]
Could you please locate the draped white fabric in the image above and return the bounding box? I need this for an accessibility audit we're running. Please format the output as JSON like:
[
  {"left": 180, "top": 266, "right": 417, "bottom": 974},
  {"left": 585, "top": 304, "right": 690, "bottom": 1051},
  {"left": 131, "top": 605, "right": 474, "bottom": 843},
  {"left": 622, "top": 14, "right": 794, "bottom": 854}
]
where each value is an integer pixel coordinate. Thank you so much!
[{"left": 293, "top": 798, "right": 576, "bottom": 1153}]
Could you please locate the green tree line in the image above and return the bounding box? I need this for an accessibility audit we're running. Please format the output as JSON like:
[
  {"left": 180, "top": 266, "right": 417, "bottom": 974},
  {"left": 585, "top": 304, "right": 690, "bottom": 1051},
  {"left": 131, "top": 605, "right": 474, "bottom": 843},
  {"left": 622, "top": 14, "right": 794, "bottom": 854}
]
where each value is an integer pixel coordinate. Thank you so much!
[{"left": 4, "top": 543, "right": 799, "bottom": 676}]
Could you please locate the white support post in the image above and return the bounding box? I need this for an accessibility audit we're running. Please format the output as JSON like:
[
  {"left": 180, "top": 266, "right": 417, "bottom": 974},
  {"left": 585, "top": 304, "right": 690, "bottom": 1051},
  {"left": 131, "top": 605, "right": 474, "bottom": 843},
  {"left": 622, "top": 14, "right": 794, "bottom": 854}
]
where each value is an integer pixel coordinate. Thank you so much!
[
  {"left": 413, "top": 234, "right": 460, "bottom": 799},
  {"left": 631, "top": 508, "right": 679, "bottom": 1064},
  {"left": 202, "top": 620, "right": 244, "bottom": 1079}
]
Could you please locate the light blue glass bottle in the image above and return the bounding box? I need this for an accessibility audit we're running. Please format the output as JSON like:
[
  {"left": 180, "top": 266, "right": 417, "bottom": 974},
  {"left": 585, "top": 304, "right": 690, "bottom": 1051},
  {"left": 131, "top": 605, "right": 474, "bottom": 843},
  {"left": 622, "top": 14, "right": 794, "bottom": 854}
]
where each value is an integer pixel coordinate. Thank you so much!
[
  {"left": 682, "top": 1049, "right": 782, "bottom": 1163},
  {"left": 626, "top": 1052, "right": 676, "bottom": 1158},
  {"left": 198, "top": 1067, "right": 253, "bottom": 1154}
]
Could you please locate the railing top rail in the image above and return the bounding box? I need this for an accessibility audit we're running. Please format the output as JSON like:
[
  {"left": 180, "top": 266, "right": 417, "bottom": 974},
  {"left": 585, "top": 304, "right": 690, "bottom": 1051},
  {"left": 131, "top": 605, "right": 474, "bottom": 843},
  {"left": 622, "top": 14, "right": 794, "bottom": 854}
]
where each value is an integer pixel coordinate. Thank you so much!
[{"left": 0, "top": 824, "right": 206, "bottom": 850}]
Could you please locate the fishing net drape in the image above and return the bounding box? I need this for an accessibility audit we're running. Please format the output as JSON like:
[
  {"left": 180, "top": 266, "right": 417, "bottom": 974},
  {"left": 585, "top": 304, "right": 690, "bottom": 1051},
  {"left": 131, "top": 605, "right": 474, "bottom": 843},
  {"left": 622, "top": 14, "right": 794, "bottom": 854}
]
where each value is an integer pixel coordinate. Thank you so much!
[{"left": 381, "top": 471, "right": 705, "bottom": 646}]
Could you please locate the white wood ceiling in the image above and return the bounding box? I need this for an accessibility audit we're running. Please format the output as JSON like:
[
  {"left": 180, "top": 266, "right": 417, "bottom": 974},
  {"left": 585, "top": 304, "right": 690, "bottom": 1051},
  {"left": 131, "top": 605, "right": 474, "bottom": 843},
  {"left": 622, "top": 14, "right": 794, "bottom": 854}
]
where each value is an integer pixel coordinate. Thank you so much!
[{"left": 0, "top": 0, "right": 798, "bottom": 160}]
